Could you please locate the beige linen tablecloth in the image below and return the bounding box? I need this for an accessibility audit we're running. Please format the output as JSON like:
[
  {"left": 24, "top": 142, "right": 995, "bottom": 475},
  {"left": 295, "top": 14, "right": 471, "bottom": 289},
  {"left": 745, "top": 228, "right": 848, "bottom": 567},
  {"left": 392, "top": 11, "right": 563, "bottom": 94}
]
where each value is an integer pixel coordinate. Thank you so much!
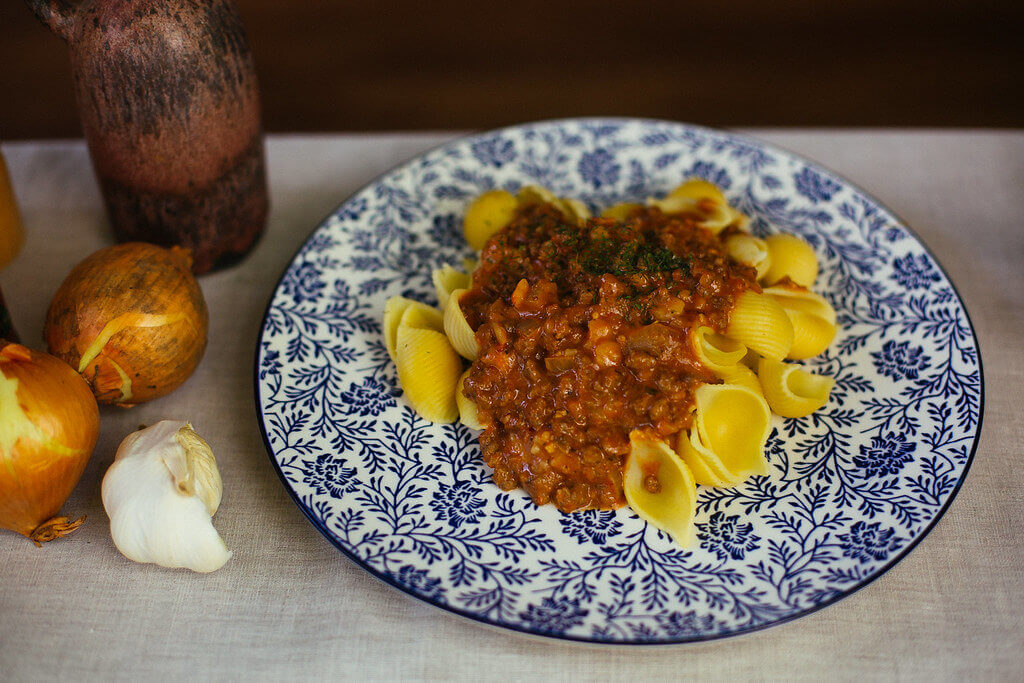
[{"left": 0, "top": 131, "right": 1021, "bottom": 680}]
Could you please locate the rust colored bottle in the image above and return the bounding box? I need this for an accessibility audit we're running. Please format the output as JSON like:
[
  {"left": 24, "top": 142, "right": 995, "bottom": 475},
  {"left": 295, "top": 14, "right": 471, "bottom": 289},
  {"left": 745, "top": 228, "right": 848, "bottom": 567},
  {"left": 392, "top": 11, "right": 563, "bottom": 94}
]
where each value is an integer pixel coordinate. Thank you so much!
[{"left": 27, "top": 0, "right": 268, "bottom": 274}]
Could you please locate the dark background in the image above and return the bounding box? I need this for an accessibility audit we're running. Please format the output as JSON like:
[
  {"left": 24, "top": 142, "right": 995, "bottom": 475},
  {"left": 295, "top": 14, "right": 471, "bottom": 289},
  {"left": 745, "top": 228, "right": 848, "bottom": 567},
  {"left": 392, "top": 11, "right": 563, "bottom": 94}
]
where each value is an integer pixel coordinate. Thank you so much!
[{"left": 2, "top": 0, "right": 1022, "bottom": 139}]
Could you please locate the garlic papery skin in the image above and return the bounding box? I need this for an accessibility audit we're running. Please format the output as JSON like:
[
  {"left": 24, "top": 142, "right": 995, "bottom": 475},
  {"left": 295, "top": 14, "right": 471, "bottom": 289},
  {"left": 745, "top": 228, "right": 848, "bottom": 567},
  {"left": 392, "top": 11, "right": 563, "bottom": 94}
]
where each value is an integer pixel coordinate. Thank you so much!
[{"left": 101, "top": 420, "right": 230, "bottom": 573}]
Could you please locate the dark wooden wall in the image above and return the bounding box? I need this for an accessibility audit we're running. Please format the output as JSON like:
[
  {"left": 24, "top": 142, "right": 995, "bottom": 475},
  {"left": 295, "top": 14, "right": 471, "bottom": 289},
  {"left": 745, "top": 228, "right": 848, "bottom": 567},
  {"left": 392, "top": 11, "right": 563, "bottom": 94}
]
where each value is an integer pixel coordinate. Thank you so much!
[{"left": 2, "top": 0, "right": 1022, "bottom": 139}]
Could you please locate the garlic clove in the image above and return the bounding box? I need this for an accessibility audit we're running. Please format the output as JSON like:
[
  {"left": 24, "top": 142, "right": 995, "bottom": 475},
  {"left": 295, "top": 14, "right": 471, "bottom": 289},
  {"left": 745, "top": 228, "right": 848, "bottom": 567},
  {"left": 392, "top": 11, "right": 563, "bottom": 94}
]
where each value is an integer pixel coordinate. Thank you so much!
[{"left": 102, "top": 420, "right": 230, "bottom": 573}]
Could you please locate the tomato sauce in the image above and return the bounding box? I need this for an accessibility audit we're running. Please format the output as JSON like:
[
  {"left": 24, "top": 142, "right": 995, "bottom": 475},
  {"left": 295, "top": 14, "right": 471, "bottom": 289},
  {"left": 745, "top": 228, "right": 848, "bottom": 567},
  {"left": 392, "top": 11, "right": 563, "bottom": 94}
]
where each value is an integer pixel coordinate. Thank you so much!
[{"left": 462, "top": 203, "right": 757, "bottom": 512}]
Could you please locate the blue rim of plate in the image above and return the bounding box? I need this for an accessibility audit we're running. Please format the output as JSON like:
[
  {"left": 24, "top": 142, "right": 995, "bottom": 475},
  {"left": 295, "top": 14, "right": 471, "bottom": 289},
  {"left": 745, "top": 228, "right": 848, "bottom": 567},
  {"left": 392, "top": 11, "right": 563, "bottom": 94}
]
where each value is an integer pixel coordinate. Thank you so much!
[{"left": 254, "top": 118, "right": 983, "bottom": 645}]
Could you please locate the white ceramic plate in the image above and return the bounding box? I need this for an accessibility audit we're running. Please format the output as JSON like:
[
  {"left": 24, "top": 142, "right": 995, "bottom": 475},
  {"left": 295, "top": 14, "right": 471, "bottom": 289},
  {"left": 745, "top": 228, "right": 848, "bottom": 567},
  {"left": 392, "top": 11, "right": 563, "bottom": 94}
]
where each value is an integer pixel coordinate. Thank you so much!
[{"left": 255, "top": 119, "right": 982, "bottom": 643}]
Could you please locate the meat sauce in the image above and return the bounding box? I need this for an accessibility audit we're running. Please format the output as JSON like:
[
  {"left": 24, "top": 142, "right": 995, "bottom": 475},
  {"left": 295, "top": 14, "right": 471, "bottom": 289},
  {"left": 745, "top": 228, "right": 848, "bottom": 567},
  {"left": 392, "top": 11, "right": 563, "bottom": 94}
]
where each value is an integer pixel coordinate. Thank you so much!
[{"left": 461, "top": 203, "right": 758, "bottom": 512}]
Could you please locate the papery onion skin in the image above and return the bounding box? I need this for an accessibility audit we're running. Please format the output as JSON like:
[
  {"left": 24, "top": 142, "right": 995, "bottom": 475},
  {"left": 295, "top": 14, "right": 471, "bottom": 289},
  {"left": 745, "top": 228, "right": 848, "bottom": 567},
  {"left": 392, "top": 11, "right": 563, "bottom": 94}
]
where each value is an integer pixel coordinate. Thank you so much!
[
  {"left": 0, "top": 342, "right": 99, "bottom": 544},
  {"left": 43, "top": 242, "right": 209, "bottom": 406}
]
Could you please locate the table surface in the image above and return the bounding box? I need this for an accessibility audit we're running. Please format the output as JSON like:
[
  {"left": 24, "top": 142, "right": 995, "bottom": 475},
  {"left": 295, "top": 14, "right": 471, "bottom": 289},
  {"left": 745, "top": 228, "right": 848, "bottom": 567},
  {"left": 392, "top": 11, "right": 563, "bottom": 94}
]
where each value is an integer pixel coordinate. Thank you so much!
[{"left": 1, "top": 130, "right": 1021, "bottom": 681}]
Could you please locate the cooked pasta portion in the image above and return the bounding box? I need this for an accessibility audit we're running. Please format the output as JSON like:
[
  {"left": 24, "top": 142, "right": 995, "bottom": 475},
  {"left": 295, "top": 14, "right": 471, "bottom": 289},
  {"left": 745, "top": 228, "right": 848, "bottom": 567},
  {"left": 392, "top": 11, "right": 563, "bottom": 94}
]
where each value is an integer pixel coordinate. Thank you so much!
[
  {"left": 432, "top": 265, "right": 471, "bottom": 310},
  {"left": 676, "top": 384, "right": 771, "bottom": 487},
  {"left": 394, "top": 322, "right": 461, "bottom": 424},
  {"left": 382, "top": 177, "right": 838, "bottom": 548},
  {"left": 456, "top": 369, "right": 483, "bottom": 430},
  {"left": 442, "top": 289, "right": 477, "bottom": 360},
  {"left": 757, "top": 358, "right": 834, "bottom": 418},
  {"left": 623, "top": 431, "right": 698, "bottom": 547},
  {"left": 463, "top": 189, "right": 519, "bottom": 250},
  {"left": 690, "top": 326, "right": 747, "bottom": 375},
  {"left": 762, "top": 233, "right": 819, "bottom": 287},
  {"left": 726, "top": 290, "right": 794, "bottom": 361},
  {"left": 724, "top": 233, "right": 771, "bottom": 279}
]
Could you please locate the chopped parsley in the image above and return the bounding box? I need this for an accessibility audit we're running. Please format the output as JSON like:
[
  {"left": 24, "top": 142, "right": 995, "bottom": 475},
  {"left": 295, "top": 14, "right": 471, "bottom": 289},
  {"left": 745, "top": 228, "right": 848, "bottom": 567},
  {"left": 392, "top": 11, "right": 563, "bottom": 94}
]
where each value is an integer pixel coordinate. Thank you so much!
[{"left": 579, "top": 234, "right": 689, "bottom": 277}]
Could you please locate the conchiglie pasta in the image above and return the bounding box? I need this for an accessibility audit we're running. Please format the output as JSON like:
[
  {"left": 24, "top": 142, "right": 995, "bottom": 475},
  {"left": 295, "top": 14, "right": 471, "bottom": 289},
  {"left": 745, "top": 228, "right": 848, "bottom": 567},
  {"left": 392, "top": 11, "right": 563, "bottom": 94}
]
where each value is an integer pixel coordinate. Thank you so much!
[
  {"left": 757, "top": 358, "right": 834, "bottom": 418},
  {"left": 676, "top": 428, "right": 735, "bottom": 487},
  {"left": 677, "top": 384, "right": 771, "bottom": 487},
  {"left": 762, "top": 286, "right": 837, "bottom": 359},
  {"left": 395, "top": 325, "right": 462, "bottom": 423},
  {"left": 666, "top": 179, "right": 750, "bottom": 231},
  {"left": 516, "top": 184, "right": 558, "bottom": 207},
  {"left": 725, "top": 233, "right": 772, "bottom": 280},
  {"left": 398, "top": 299, "right": 444, "bottom": 333},
  {"left": 761, "top": 234, "right": 819, "bottom": 287},
  {"left": 739, "top": 348, "right": 762, "bottom": 370},
  {"left": 383, "top": 296, "right": 417, "bottom": 362},
  {"left": 690, "top": 325, "right": 747, "bottom": 374},
  {"left": 383, "top": 297, "right": 442, "bottom": 361},
  {"left": 727, "top": 290, "right": 794, "bottom": 361},
  {"left": 716, "top": 362, "right": 763, "bottom": 395},
  {"left": 762, "top": 286, "right": 836, "bottom": 324},
  {"left": 668, "top": 178, "right": 728, "bottom": 205},
  {"left": 556, "top": 197, "right": 590, "bottom": 225},
  {"left": 518, "top": 185, "right": 590, "bottom": 225},
  {"left": 624, "top": 431, "right": 697, "bottom": 547},
  {"left": 786, "top": 311, "right": 837, "bottom": 360},
  {"left": 432, "top": 266, "right": 471, "bottom": 310},
  {"left": 601, "top": 202, "right": 642, "bottom": 221},
  {"left": 650, "top": 195, "right": 738, "bottom": 234},
  {"left": 463, "top": 189, "right": 518, "bottom": 250},
  {"left": 456, "top": 369, "right": 483, "bottom": 430},
  {"left": 443, "top": 289, "right": 478, "bottom": 360}
]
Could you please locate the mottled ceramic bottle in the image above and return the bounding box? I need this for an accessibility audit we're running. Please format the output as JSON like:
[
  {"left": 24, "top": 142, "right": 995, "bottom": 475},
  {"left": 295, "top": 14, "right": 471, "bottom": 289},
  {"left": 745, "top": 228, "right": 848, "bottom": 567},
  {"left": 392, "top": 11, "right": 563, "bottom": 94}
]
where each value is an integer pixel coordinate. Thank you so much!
[{"left": 27, "top": 0, "right": 268, "bottom": 273}]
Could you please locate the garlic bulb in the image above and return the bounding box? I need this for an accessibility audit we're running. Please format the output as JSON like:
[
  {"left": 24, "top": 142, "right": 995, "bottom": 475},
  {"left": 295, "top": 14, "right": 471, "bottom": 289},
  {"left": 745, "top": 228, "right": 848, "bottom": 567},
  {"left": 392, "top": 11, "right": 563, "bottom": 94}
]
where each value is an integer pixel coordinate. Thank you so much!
[{"left": 101, "top": 420, "right": 230, "bottom": 573}]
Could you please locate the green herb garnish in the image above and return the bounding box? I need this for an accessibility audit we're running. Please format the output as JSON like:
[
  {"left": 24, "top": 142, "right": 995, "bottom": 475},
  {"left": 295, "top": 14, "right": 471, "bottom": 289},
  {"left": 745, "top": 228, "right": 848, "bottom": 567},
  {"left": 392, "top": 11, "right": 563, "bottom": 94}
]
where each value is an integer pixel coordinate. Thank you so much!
[{"left": 579, "top": 234, "right": 688, "bottom": 277}]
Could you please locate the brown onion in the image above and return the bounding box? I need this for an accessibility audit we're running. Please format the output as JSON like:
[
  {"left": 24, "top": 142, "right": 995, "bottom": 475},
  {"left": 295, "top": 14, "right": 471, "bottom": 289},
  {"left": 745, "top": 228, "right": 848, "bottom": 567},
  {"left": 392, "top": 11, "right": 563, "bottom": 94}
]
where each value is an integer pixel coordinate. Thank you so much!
[
  {"left": 44, "top": 242, "right": 209, "bottom": 406},
  {"left": 0, "top": 342, "right": 99, "bottom": 544}
]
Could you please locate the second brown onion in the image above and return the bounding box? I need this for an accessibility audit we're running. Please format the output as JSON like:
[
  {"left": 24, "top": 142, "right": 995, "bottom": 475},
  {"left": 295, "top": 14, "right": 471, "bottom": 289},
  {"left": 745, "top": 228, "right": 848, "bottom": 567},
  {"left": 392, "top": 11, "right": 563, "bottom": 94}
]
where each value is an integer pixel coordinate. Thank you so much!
[
  {"left": 44, "top": 242, "right": 209, "bottom": 406},
  {"left": 0, "top": 342, "right": 99, "bottom": 544}
]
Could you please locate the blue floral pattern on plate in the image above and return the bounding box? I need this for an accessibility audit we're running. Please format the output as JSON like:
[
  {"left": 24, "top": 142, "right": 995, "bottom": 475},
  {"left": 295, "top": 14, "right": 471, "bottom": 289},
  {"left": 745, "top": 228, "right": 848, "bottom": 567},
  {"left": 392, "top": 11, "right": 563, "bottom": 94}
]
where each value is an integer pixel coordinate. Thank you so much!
[{"left": 255, "top": 119, "right": 982, "bottom": 644}]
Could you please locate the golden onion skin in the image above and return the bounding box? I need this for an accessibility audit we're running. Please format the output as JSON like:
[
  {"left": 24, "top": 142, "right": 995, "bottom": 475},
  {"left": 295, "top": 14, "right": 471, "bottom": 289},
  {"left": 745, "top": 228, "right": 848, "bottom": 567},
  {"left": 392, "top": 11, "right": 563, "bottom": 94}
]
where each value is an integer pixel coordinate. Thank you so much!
[
  {"left": 44, "top": 242, "right": 209, "bottom": 406},
  {"left": 0, "top": 343, "right": 99, "bottom": 543}
]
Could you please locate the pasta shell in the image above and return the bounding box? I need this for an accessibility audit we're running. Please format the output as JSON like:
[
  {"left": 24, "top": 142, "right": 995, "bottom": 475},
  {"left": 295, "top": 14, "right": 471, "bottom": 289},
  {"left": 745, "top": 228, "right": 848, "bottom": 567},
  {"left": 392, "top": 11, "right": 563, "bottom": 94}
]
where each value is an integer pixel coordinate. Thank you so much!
[
  {"left": 761, "top": 234, "right": 819, "bottom": 287},
  {"left": 651, "top": 195, "right": 747, "bottom": 233},
  {"left": 665, "top": 179, "right": 750, "bottom": 230},
  {"left": 668, "top": 178, "right": 728, "bottom": 204},
  {"left": 785, "top": 310, "right": 837, "bottom": 360},
  {"left": 398, "top": 300, "right": 444, "bottom": 333},
  {"left": 601, "top": 202, "right": 643, "bottom": 220},
  {"left": 456, "top": 368, "right": 483, "bottom": 430},
  {"left": 676, "top": 428, "right": 737, "bottom": 487},
  {"left": 725, "top": 233, "right": 772, "bottom": 280},
  {"left": 517, "top": 185, "right": 589, "bottom": 224},
  {"left": 762, "top": 286, "right": 837, "bottom": 359},
  {"left": 624, "top": 431, "right": 698, "bottom": 547},
  {"left": 516, "top": 184, "right": 558, "bottom": 206},
  {"left": 690, "top": 325, "right": 747, "bottom": 374},
  {"left": 383, "top": 296, "right": 418, "bottom": 362},
  {"left": 762, "top": 286, "right": 836, "bottom": 324},
  {"left": 727, "top": 290, "right": 794, "bottom": 361},
  {"left": 395, "top": 325, "right": 462, "bottom": 423},
  {"left": 556, "top": 197, "right": 590, "bottom": 225},
  {"left": 464, "top": 189, "right": 518, "bottom": 250},
  {"left": 443, "top": 289, "right": 478, "bottom": 360},
  {"left": 691, "top": 383, "right": 771, "bottom": 482},
  {"left": 432, "top": 266, "right": 471, "bottom": 310},
  {"left": 739, "top": 348, "right": 762, "bottom": 370},
  {"left": 385, "top": 297, "right": 443, "bottom": 361},
  {"left": 757, "top": 358, "right": 834, "bottom": 418},
  {"left": 715, "top": 362, "right": 763, "bottom": 395}
]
